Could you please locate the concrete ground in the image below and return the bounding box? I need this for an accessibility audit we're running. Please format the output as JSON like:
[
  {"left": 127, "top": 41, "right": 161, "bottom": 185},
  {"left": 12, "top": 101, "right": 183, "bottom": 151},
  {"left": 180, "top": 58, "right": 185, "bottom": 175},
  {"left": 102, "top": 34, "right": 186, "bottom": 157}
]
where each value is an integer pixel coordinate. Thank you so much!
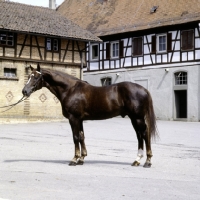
[{"left": 0, "top": 118, "right": 199, "bottom": 200}]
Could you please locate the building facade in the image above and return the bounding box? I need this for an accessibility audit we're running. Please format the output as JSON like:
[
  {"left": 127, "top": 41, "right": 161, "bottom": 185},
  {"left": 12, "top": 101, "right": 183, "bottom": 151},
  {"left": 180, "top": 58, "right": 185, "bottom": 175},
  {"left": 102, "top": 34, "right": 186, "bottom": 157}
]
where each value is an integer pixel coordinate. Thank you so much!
[
  {"left": 58, "top": 0, "right": 200, "bottom": 121},
  {"left": 0, "top": 1, "right": 100, "bottom": 121}
]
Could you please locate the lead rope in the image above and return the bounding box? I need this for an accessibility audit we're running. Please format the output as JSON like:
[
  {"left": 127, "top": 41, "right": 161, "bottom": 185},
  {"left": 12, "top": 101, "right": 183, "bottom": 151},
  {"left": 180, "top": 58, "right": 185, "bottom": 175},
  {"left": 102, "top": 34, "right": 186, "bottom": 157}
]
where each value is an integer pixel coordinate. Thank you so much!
[{"left": 0, "top": 96, "right": 28, "bottom": 113}]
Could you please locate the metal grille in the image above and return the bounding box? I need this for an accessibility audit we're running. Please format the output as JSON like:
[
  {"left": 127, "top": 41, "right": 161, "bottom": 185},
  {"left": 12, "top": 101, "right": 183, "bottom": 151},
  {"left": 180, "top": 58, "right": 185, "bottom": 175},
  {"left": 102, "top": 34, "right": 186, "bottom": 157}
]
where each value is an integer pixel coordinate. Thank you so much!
[{"left": 175, "top": 72, "right": 187, "bottom": 85}]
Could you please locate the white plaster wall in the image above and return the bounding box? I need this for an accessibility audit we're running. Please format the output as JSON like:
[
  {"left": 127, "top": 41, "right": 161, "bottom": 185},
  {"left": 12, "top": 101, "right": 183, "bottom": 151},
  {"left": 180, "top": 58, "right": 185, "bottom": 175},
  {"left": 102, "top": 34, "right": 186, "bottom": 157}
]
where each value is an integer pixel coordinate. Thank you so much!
[{"left": 83, "top": 65, "right": 200, "bottom": 121}]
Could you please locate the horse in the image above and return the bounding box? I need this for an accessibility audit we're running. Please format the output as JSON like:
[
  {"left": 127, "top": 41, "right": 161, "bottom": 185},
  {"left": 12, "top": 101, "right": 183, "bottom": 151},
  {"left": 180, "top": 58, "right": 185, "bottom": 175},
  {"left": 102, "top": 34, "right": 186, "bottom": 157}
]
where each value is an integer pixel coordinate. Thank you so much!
[{"left": 22, "top": 64, "right": 158, "bottom": 168}]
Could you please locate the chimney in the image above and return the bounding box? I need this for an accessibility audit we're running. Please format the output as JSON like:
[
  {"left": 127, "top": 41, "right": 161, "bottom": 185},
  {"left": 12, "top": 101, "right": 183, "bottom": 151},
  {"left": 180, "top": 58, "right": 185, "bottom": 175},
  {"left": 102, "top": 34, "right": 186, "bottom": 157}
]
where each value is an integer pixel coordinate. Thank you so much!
[{"left": 49, "top": 0, "right": 56, "bottom": 9}]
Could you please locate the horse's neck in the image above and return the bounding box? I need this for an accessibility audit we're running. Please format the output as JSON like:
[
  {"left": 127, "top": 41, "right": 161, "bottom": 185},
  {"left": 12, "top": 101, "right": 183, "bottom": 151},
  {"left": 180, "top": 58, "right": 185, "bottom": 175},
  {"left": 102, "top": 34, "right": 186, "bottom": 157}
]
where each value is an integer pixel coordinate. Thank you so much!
[{"left": 42, "top": 70, "right": 75, "bottom": 100}]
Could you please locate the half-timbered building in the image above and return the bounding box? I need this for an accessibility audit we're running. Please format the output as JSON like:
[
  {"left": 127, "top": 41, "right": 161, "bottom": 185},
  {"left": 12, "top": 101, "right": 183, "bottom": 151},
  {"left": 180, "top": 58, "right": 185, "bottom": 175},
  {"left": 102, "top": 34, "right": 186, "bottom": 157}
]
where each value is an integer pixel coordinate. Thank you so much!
[
  {"left": 0, "top": 1, "right": 101, "bottom": 121},
  {"left": 58, "top": 0, "right": 200, "bottom": 121}
]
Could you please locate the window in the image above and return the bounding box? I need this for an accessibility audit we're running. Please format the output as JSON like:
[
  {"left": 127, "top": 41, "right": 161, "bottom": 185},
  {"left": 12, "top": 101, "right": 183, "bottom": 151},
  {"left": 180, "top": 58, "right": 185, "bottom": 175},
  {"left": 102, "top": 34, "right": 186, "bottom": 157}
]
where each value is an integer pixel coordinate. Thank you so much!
[
  {"left": 133, "top": 37, "right": 143, "bottom": 56},
  {"left": 46, "top": 38, "right": 59, "bottom": 51},
  {"left": 111, "top": 41, "right": 119, "bottom": 58},
  {"left": 181, "top": 30, "right": 194, "bottom": 51},
  {"left": 53, "top": 39, "right": 59, "bottom": 51},
  {"left": 90, "top": 44, "right": 99, "bottom": 60},
  {"left": 101, "top": 77, "right": 112, "bottom": 86},
  {"left": 175, "top": 72, "right": 187, "bottom": 85},
  {"left": 0, "top": 31, "right": 14, "bottom": 46},
  {"left": 4, "top": 68, "right": 16, "bottom": 78},
  {"left": 157, "top": 34, "right": 167, "bottom": 53},
  {"left": 106, "top": 41, "right": 124, "bottom": 59},
  {"left": 151, "top": 33, "right": 172, "bottom": 53}
]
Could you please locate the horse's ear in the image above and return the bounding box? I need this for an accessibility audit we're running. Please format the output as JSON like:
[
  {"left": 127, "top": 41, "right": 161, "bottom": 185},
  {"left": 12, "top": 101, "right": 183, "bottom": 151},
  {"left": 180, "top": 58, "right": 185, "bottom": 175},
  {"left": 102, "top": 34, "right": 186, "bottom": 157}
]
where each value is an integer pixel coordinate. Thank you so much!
[
  {"left": 30, "top": 65, "right": 34, "bottom": 71},
  {"left": 37, "top": 63, "right": 41, "bottom": 72}
]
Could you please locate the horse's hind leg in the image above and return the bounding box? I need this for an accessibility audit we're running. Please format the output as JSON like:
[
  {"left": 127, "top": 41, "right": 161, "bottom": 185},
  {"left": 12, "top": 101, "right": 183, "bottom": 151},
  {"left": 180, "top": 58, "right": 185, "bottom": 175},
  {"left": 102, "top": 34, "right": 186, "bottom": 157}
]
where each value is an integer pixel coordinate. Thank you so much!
[
  {"left": 77, "top": 121, "right": 87, "bottom": 165},
  {"left": 130, "top": 118, "right": 144, "bottom": 166},
  {"left": 130, "top": 117, "right": 153, "bottom": 167}
]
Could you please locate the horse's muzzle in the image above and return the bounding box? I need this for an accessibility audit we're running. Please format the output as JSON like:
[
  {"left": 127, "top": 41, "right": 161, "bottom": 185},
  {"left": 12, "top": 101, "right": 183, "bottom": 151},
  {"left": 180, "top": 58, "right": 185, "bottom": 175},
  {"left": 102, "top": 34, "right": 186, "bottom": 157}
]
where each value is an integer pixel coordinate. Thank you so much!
[{"left": 22, "top": 86, "right": 33, "bottom": 97}]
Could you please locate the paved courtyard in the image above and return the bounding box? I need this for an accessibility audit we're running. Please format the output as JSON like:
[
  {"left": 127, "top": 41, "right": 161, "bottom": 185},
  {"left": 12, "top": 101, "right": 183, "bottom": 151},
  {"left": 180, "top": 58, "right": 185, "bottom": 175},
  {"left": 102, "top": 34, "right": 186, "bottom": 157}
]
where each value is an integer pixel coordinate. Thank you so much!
[{"left": 0, "top": 118, "right": 200, "bottom": 200}]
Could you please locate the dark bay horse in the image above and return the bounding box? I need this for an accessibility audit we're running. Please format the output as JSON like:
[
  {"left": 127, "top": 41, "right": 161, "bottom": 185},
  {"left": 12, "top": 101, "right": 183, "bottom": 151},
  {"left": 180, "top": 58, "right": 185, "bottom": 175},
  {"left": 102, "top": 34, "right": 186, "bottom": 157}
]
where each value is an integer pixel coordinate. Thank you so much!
[{"left": 22, "top": 64, "right": 158, "bottom": 168}]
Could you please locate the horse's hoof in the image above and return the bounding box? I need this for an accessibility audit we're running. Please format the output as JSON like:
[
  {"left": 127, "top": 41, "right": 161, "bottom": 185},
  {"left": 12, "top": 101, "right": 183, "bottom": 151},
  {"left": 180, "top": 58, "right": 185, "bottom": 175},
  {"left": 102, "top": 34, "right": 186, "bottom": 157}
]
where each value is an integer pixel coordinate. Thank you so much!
[
  {"left": 131, "top": 161, "right": 140, "bottom": 166},
  {"left": 68, "top": 161, "right": 77, "bottom": 166},
  {"left": 77, "top": 159, "right": 84, "bottom": 165},
  {"left": 143, "top": 162, "right": 152, "bottom": 168}
]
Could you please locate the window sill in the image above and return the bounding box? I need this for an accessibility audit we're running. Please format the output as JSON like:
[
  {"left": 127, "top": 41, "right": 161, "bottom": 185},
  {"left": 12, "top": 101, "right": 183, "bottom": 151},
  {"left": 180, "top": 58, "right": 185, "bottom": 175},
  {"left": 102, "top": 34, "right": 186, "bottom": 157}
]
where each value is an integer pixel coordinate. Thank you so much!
[{"left": 0, "top": 77, "right": 19, "bottom": 81}]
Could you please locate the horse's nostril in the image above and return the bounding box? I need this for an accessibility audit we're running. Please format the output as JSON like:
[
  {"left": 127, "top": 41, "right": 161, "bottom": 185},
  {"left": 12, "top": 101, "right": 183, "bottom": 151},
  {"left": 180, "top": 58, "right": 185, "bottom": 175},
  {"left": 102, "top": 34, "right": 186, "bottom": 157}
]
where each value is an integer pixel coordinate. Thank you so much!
[{"left": 22, "top": 89, "right": 27, "bottom": 96}]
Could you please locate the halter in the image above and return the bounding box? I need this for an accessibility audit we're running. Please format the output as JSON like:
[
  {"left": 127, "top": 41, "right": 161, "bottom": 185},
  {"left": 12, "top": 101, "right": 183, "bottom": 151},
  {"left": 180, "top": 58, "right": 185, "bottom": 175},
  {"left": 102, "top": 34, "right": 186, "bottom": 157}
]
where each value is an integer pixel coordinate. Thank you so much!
[{"left": 29, "top": 70, "right": 43, "bottom": 93}]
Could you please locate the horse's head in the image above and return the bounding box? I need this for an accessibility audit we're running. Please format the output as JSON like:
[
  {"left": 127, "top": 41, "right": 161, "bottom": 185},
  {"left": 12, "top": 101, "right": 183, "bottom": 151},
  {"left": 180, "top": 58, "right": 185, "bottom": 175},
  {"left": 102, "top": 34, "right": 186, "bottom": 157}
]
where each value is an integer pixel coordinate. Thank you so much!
[{"left": 22, "top": 64, "right": 43, "bottom": 97}]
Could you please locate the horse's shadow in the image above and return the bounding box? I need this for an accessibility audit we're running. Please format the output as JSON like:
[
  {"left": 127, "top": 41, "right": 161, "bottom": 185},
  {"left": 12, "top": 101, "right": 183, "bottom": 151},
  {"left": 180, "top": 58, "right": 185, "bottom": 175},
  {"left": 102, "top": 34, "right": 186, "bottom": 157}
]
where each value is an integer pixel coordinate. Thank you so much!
[{"left": 4, "top": 159, "right": 131, "bottom": 166}]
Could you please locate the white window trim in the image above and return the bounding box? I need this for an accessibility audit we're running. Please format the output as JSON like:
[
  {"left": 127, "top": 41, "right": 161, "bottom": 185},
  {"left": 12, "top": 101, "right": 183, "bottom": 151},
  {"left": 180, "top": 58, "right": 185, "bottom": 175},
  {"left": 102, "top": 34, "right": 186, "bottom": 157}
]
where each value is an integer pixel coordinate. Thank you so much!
[
  {"left": 110, "top": 41, "right": 119, "bottom": 58},
  {"left": 156, "top": 34, "right": 167, "bottom": 53},
  {"left": 90, "top": 43, "right": 99, "bottom": 61}
]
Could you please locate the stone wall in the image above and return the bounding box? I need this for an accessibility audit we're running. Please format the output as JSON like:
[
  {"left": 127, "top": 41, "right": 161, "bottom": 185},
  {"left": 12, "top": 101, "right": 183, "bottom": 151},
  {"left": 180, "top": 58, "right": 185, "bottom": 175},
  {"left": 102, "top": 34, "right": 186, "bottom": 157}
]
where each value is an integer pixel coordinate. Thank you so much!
[{"left": 0, "top": 60, "right": 81, "bottom": 122}]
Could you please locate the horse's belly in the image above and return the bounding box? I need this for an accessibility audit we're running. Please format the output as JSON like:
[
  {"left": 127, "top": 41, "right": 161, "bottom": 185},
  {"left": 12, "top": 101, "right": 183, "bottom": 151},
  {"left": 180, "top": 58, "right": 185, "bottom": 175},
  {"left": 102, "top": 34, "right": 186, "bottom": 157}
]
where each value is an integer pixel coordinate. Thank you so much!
[{"left": 83, "top": 108, "right": 125, "bottom": 120}]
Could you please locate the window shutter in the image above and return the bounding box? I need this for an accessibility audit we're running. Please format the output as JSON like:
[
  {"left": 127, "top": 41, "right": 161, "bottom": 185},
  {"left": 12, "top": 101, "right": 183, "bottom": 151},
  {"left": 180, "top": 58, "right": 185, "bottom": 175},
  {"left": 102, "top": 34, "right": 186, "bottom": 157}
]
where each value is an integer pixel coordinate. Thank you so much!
[
  {"left": 151, "top": 35, "right": 156, "bottom": 53},
  {"left": 120, "top": 40, "right": 124, "bottom": 58},
  {"left": 138, "top": 37, "right": 142, "bottom": 55},
  {"left": 133, "top": 37, "right": 142, "bottom": 56},
  {"left": 133, "top": 38, "right": 137, "bottom": 56},
  {"left": 188, "top": 30, "right": 194, "bottom": 49},
  {"left": 167, "top": 33, "right": 172, "bottom": 52},
  {"left": 181, "top": 31, "right": 187, "bottom": 50},
  {"left": 106, "top": 43, "right": 110, "bottom": 59}
]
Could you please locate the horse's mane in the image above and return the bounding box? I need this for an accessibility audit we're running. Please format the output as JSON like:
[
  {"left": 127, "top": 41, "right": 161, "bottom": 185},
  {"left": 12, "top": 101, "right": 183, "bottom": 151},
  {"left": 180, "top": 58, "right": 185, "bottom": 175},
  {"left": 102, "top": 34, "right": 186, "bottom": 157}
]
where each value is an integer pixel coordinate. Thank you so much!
[{"left": 42, "top": 68, "right": 88, "bottom": 84}]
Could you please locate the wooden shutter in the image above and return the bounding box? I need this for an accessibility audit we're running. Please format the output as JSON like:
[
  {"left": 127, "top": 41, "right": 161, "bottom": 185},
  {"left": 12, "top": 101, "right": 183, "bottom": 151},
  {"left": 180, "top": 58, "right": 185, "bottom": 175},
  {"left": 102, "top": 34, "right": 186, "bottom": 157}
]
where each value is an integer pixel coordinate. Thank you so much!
[
  {"left": 188, "top": 30, "right": 194, "bottom": 49},
  {"left": 167, "top": 33, "right": 172, "bottom": 52},
  {"left": 120, "top": 40, "right": 124, "bottom": 58},
  {"left": 181, "top": 30, "right": 194, "bottom": 50},
  {"left": 106, "top": 43, "right": 110, "bottom": 59},
  {"left": 133, "top": 37, "right": 142, "bottom": 56},
  {"left": 181, "top": 31, "right": 187, "bottom": 50},
  {"left": 151, "top": 35, "right": 156, "bottom": 53}
]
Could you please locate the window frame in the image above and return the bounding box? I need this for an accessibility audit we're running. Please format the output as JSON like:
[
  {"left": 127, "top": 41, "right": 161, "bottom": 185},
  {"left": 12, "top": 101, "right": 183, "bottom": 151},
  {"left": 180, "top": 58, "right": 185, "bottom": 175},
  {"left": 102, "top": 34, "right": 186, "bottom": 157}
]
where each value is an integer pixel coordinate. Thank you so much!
[
  {"left": 90, "top": 43, "right": 99, "bottom": 61},
  {"left": 46, "top": 37, "right": 59, "bottom": 52},
  {"left": 132, "top": 37, "right": 143, "bottom": 56},
  {"left": 110, "top": 41, "right": 119, "bottom": 59},
  {"left": 156, "top": 34, "right": 167, "bottom": 53},
  {"left": 174, "top": 71, "right": 187, "bottom": 85},
  {"left": 4, "top": 68, "right": 17, "bottom": 78},
  {"left": 0, "top": 31, "right": 15, "bottom": 47}
]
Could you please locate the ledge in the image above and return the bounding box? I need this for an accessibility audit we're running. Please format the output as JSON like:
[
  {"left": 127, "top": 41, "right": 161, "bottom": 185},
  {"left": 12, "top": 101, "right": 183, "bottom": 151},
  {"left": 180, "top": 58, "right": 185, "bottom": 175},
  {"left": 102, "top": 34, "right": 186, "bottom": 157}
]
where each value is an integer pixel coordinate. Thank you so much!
[{"left": 0, "top": 76, "right": 19, "bottom": 81}]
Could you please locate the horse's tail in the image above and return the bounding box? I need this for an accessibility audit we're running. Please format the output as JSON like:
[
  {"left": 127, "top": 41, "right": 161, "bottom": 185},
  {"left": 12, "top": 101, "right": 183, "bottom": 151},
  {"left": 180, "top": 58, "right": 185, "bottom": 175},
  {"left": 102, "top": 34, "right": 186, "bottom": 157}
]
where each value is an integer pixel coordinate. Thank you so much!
[{"left": 145, "top": 90, "right": 159, "bottom": 141}]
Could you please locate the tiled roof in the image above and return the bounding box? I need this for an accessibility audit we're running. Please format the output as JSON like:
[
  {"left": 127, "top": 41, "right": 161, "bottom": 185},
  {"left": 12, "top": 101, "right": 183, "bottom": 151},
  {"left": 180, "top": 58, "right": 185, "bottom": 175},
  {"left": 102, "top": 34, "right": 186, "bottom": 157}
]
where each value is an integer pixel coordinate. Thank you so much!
[
  {"left": 0, "top": 1, "right": 101, "bottom": 42},
  {"left": 57, "top": 0, "right": 200, "bottom": 36}
]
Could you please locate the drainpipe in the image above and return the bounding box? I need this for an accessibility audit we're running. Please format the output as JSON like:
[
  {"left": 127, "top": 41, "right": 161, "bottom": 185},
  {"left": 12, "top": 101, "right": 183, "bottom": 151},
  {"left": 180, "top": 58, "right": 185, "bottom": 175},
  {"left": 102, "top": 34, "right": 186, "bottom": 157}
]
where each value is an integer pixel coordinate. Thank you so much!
[{"left": 49, "top": 0, "right": 56, "bottom": 9}]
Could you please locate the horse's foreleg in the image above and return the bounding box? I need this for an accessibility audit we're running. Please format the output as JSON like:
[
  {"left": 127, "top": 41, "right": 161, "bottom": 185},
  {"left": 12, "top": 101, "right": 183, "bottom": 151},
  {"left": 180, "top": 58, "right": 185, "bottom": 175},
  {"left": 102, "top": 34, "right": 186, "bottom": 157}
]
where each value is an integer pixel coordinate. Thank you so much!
[
  {"left": 68, "top": 117, "right": 81, "bottom": 166},
  {"left": 77, "top": 122, "right": 87, "bottom": 165}
]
